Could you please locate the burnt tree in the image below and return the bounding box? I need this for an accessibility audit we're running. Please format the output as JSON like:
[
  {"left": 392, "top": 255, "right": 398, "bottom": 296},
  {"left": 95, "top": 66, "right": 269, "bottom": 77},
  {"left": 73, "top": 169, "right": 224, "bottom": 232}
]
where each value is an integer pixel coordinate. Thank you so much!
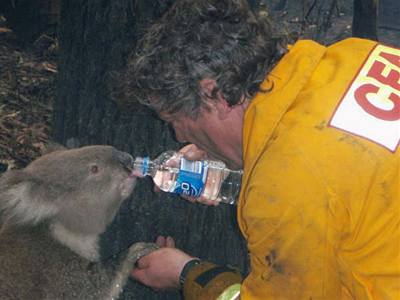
[
  {"left": 263, "top": 0, "right": 353, "bottom": 43},
  {"left": 352, "top": 0, "right": 377, "bottom": 40},
  {"left": 54, "top": 1, "right": 251, "bottom": 299},
  {"left": 0, "top": 0, "right": 60, "bottom": 42}
]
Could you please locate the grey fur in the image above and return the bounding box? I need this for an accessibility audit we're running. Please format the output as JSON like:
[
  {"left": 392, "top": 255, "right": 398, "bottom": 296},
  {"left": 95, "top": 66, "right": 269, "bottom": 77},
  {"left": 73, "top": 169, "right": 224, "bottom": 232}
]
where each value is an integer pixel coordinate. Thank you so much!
[{"left": 0, "top": 145, "right": 151, "bottom": 300}]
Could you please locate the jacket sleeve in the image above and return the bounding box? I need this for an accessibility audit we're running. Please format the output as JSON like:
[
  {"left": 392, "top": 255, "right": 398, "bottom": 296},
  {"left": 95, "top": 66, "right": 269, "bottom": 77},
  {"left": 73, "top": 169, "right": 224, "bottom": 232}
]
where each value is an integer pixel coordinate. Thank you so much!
[{"left": 183, "top": 261, "right": 242, "bottom": 300}]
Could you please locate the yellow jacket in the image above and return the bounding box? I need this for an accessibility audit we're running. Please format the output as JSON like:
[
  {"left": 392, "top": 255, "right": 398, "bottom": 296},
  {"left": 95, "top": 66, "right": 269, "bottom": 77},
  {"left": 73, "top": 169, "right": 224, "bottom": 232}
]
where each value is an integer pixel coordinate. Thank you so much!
[{"left": 239, "top": 38, "right": 400, "bottom": 299}]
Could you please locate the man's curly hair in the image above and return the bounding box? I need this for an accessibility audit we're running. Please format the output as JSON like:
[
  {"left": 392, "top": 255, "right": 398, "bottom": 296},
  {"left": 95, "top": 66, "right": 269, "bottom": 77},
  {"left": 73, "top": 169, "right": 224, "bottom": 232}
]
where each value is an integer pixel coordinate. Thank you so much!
[{"left": 121, "top": 0, "right": 284, "bottom": 119}]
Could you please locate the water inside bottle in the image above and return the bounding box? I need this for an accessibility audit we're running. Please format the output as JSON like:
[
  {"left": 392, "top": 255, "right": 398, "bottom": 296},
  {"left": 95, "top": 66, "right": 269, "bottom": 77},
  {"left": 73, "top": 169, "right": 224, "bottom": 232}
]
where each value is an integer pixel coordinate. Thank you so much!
[
  {"left": 152, "top": 166, "right": 179, "bottom": 192},
  {"left": 201, "top": 161, "right": 227, "bottom": 201},
  {"left": 153, "top": 160, "right": 226, "bottom": 200}
]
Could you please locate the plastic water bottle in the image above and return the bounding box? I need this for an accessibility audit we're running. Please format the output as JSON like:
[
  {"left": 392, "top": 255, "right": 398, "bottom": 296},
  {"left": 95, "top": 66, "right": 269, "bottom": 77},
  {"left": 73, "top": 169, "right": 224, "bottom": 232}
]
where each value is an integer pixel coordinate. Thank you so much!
[{"left": 132, "top": 151, "right": 242, "bottom": 204}]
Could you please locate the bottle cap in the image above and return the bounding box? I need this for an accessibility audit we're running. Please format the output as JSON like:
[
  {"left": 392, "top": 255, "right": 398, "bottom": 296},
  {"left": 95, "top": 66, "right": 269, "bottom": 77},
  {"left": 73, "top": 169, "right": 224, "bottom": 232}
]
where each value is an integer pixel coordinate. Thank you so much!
[{"left": 142, "top": 156, "right": 150, "bottom": 175}]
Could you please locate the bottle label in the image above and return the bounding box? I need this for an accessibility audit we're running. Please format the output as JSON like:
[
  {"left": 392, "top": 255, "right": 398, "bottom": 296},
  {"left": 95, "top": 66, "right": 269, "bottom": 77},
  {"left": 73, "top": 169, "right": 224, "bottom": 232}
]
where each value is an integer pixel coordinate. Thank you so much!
[{"left": 173, "top": 158, "right": 208, "bottom": 197}]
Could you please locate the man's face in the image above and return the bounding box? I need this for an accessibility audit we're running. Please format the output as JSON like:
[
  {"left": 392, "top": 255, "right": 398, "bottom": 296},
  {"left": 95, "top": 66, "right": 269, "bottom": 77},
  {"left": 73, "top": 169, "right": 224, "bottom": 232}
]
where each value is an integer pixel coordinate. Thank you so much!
[{"left": 159, "top": 106, "right": 243, "bottom": 169}]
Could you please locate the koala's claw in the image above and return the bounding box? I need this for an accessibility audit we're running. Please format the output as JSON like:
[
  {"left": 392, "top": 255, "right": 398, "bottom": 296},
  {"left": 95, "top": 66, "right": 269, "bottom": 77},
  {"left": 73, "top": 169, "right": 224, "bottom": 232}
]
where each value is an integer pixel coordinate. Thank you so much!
[
  {"left": 127, "top": 242, "right": 160, "bottom": 265},
  {"left": 107, "top": 242, "right": 160, "bottom": 300}
]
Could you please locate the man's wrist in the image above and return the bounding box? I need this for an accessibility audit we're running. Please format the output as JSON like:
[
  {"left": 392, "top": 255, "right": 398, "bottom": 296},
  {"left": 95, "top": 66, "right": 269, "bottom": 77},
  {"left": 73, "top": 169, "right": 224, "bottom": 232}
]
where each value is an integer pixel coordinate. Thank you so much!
[
  {"left": 182, "top": 261, "right": 243, "bottom": 300},
  {"left": 179, "top": 258, "right": 202, "bottom": 288}
]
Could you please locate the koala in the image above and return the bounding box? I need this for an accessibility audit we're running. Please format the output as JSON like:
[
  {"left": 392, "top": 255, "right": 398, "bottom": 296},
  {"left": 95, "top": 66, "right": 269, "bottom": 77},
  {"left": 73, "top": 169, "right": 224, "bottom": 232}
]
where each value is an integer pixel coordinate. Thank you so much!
[{"left": 0, "top": 145, "right": 156, "bottom": 300}]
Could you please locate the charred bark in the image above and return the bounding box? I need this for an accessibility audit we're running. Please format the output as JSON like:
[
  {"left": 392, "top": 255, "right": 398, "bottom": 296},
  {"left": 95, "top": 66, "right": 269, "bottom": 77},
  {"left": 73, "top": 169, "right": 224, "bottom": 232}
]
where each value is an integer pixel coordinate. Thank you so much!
[
  {"left": 0, "top": 0, "right": 60, "bottom": 43},
  {"left": 352, "top": 0, "right": 377, "bottom": 40},
  {"left": 262, "top": 0, "right": 353, "bottom": 44},
  {"left": 54, "top": 1, "right": 250, "bottom": 299},
  {"left": 377, "top": 0, "right": 400, "bottom": 47}
]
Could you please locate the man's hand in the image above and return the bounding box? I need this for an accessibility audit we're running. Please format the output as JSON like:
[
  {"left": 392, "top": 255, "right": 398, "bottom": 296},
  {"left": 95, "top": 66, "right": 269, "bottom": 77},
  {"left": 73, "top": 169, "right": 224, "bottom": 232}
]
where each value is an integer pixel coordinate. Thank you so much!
[
  {"left": 179, "top": 143, "right": 208, "bottom": 161},
  {"left": 131, "top": 236, "right": 196, "bottom": 290},
  {"left": 179, "top": 144, "right": 220, "bottom": 206}
]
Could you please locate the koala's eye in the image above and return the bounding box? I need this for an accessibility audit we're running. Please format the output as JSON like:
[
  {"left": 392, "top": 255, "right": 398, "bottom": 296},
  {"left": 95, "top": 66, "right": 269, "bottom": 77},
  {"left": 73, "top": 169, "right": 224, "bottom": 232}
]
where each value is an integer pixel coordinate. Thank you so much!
[{"left": 90, "top": 165, "right": 99, "bottom": 174}]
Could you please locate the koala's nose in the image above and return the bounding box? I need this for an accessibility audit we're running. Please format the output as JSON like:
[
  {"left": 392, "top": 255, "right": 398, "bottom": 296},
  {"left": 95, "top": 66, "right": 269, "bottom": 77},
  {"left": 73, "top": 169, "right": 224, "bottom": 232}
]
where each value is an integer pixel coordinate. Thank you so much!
[{"left": 112, "top": 148, "right": 134, "bottom": 170}]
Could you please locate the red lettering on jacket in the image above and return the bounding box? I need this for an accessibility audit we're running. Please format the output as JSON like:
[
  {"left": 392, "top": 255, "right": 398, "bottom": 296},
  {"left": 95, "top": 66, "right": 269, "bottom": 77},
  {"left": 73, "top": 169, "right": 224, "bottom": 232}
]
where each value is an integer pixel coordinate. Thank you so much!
[
  {"left": 354, "top": 51, "right": 400, "bottom": 121},
  {"left": 355, "top": 83, "right": 400, "bottom": 121}
]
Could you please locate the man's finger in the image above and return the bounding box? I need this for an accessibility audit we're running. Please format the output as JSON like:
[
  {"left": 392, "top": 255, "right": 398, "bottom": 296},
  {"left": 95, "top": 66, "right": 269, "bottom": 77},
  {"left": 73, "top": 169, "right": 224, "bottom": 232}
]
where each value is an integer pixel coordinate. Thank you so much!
[
  {"left": 179, "top": 144, "right": 208, "bottom": 160},
  {"left": 156, "top": 235, "right": 176, "bottom": 248},
  {"left": 197, "top": 198, "right": 219, "bottom": 206},
  {"left": 181, "top": 195, "right": 197, "bottom": 203},
  {"left": 156, "top": 235, "right": 167, "bottom": 247},
  {"left": 178, "top": 144, "right": 198, "bottom": 154},
  {"left": 165, "top": 236, "right": 175, "bottom": 248}
]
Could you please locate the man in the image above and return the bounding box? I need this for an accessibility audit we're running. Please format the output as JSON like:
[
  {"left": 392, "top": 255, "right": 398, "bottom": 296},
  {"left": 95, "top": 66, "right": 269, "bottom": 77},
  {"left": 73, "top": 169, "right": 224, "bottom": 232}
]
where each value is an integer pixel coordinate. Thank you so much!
[{"left": 122, "top": 0, "right": 400, "bottom": 299}]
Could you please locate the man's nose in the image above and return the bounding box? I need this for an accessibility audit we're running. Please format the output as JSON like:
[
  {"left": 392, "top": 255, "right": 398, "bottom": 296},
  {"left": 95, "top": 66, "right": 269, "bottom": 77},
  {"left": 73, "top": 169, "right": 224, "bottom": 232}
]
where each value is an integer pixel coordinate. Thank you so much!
[{"left": 174, "top": 128, "right": 187, "bottom": 143}]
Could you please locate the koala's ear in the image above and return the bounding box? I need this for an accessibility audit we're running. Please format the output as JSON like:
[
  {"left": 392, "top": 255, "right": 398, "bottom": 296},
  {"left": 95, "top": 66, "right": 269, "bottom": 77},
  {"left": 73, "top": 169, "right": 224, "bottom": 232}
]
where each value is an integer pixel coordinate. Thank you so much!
[
  {"left": 40, "top": 141, "right": 67, "bottom": 155},
  {"left": 39, "top": 137, "right": 81, "bottom": 154},
  {"left": 0, "top": 170, "right": 58, "bottom": 225},
  {"left": 65, "top": 137, "right": 80, "bottom": 149}
]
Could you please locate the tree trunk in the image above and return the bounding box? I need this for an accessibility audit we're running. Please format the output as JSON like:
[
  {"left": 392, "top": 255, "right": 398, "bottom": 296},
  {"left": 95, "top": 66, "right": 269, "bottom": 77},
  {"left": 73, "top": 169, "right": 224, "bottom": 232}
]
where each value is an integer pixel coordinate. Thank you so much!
[
  {"left": 0, "top": 0, "right": 60, "bottom": 42},
  {"left": 263, "top": 0, "right": 353, "bottom": 44},
  {"left": 54, "top": 1, "right": 249, "bottom": 299},
  {"left": 352, "top": 0, "right": 377, "bottom": 40},
  {"left": 377, "top": 0, "right": 400, "bottom": 47}
]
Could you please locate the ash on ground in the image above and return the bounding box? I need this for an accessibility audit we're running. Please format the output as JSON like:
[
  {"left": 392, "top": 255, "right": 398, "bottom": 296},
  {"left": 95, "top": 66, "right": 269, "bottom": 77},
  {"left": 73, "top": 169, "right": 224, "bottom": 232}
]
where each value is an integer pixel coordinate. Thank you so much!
[{"left": 0, "top": 16, "right": 57, "bottom": 171}]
